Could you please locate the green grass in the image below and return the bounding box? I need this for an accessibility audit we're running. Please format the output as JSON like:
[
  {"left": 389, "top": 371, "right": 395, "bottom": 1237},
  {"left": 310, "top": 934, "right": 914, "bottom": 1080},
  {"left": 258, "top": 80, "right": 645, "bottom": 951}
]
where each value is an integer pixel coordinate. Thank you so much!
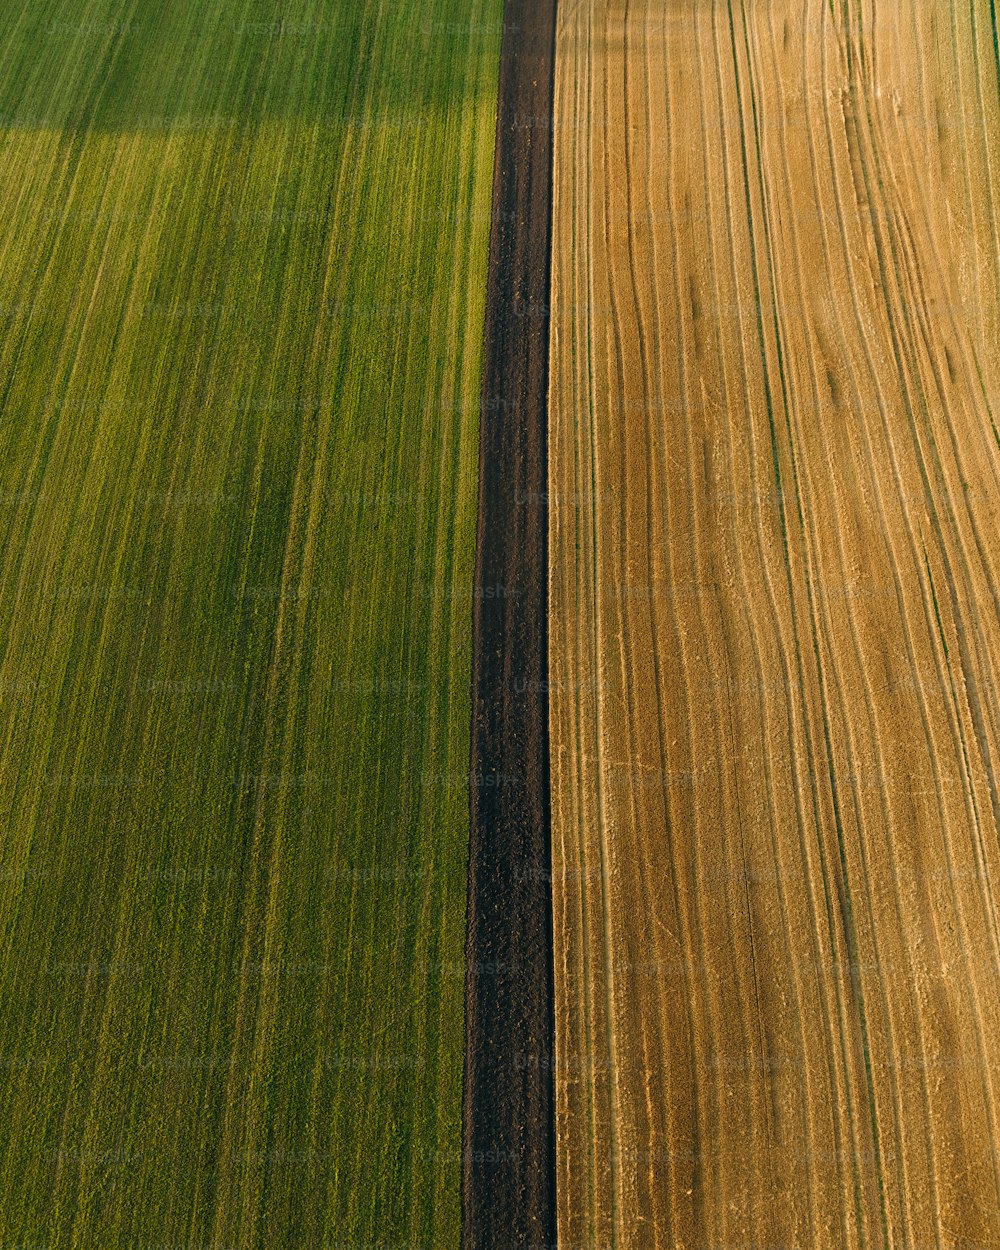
[{"left": 0, "top": 2, "right": 501, "bottom": 1244}]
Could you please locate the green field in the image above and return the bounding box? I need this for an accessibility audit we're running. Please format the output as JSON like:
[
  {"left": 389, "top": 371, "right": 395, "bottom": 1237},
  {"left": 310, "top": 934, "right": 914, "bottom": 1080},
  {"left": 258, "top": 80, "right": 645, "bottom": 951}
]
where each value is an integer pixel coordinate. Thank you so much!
[{"left": 0, "top": 2, "right": 500, "bottom": 1244}]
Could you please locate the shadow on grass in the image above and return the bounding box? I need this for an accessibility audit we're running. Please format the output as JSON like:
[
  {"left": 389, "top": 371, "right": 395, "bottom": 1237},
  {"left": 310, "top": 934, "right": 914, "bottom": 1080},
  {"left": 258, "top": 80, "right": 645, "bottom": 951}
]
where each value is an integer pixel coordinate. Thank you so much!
[{"left": 0, "top": 0, "right": 502, "bottom": 132}]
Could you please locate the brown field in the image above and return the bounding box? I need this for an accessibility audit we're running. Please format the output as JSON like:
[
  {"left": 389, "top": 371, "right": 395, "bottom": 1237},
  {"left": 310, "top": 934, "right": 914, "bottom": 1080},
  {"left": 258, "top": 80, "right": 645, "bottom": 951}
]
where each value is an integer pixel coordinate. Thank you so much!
[{"left": 548, "top": 1, "right": 1000, "bottom": 1246}]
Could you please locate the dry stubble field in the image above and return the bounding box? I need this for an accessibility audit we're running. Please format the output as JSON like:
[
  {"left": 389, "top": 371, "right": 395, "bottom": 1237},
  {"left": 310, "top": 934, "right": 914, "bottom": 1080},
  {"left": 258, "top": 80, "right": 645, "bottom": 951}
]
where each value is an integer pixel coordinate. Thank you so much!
[{"left": 549, "top": 1, "right": 1000, "bottom": 1246}]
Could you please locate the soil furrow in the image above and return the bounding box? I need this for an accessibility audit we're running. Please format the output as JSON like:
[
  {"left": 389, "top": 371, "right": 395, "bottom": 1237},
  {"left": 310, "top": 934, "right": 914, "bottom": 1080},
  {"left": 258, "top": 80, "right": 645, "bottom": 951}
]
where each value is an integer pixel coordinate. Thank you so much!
[{"left": 463, "top": 1, "right": 559, "bottom": 1245}]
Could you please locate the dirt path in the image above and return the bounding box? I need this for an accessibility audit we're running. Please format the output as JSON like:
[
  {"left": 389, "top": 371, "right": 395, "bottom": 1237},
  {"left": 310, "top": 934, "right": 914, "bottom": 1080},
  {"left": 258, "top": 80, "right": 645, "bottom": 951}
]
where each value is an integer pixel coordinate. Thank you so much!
[
  {"left": 463, "top": 1, "right": 558, "bottom": 1246},
  {"left": 549, "top": 2, "right": 1000, "bottom": 1245}
]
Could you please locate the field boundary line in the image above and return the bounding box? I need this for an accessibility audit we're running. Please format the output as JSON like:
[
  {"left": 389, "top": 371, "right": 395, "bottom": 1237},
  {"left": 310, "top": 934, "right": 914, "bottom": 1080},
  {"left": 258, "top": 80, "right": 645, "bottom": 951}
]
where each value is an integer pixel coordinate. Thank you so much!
[{"left": 462, "top": 0, "right": 559, "bottom": 1245}]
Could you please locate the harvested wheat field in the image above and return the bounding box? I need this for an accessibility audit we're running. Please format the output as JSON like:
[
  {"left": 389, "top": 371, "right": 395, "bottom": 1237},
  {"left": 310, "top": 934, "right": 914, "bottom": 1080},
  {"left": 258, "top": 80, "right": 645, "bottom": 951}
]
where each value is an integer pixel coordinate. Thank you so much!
[{"left": 549, "top": 1, "right": 1000, "bottom": 1246}]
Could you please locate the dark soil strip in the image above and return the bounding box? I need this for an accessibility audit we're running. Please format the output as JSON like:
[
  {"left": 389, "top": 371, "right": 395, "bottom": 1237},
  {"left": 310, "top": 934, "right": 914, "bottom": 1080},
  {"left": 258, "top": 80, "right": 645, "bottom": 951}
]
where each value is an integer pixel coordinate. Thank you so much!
[{"left": 463, "top": 1, "right": 558, "bottom": 1247}]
